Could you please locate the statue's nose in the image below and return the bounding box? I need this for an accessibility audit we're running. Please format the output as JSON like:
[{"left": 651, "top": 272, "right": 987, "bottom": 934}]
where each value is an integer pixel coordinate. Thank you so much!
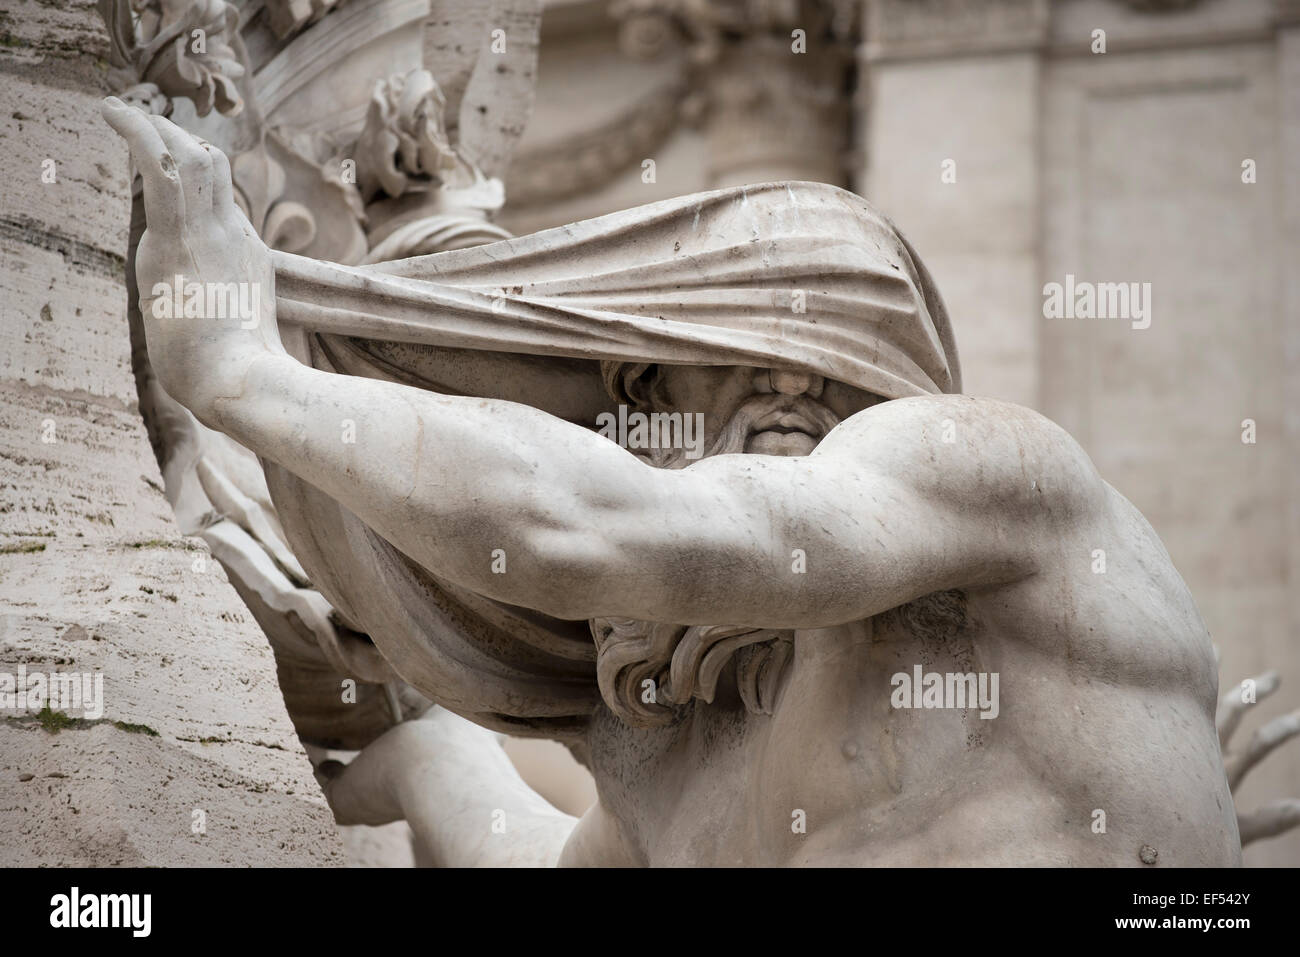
[{"left": 768, "top": 369, "right": 822, "bottom": 396}]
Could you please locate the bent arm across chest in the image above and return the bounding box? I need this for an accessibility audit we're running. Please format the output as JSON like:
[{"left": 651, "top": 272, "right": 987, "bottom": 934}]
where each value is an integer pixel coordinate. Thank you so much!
[{"left": 210, "top": 360, "right": 1096, "bottom": 628}]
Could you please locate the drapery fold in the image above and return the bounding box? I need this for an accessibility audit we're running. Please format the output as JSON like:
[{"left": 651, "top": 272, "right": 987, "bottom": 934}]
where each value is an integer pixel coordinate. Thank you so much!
[{"left": 273, "top": 180, "right": 961, "bottom": 401}]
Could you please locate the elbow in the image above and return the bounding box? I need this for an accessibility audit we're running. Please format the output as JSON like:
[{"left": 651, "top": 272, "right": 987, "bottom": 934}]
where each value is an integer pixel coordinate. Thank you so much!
[{"left": 474, "top": 522, "right": 623, "bottom": 622}]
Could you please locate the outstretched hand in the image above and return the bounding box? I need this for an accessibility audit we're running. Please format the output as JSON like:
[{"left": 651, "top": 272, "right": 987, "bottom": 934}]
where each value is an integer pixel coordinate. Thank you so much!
[
  {"left": 101, "top": 96, "right": 285, "bottom": 421},
  {"left": 1216, "top": 668, "right": 1300, "bottom": 846}
]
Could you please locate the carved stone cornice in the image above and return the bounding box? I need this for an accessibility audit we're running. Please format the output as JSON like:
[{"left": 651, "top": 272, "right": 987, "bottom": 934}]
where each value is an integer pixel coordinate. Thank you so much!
[
  {"left": 861, "top": 0, "right": 1051, "bottom": 62},
  {"left": 610, "top": 0, "right": 858, "bottom": 64},
  {"left": 1121, "top": 0, "right": 1203, "bottom": 9}
]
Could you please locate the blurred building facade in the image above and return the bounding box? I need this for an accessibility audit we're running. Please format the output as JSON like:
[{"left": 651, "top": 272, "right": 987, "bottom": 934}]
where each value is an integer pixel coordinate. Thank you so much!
[{"left": 504, "top": 0, "right": 1300, "bottom": 865}]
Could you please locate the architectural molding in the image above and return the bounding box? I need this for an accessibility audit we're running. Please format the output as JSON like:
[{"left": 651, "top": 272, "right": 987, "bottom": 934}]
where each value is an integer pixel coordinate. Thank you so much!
[{"left": 861, "top": 0, "right": 1050, "bottom": 62}]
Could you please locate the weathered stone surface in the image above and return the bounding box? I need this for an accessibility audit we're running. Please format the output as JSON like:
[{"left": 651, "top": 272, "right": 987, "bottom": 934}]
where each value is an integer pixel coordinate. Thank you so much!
[{"left": 0, "top": 0, "right": 344, "bottom": 867}]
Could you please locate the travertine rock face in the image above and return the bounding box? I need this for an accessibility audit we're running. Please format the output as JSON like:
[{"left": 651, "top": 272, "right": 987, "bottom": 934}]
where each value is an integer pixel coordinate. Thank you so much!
[{"left": 0, "top": 0, "right": 343, "bottom": 867}]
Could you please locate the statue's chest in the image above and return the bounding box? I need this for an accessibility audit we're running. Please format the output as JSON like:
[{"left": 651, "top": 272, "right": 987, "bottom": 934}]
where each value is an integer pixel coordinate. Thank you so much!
[
  {"left": 584, "top": 692, "right": 753, "bottom": 863},
  {"left": 584, "top": 597, "right": 987, "bottom": 863}
]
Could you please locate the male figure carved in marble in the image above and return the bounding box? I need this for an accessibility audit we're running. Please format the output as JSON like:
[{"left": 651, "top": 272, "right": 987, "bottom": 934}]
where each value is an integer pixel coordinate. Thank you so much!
[{"left": 102, "top": 96, "right": 1241, "bottom": 867}]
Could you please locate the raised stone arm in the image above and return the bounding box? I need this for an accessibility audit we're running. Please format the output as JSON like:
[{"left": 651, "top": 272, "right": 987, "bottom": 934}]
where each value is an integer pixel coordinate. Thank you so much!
[{"left": 102, "top": 98, "right": 1105, "bottom": 633}]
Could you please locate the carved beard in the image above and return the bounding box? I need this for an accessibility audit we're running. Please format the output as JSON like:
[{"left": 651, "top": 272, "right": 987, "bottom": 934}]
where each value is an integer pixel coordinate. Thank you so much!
[
  {"left": 640, "top": 391, "right": 844, "bottom": 469},
  {"left": 590, "top": 391, "right": 842, "bottom": 727}
]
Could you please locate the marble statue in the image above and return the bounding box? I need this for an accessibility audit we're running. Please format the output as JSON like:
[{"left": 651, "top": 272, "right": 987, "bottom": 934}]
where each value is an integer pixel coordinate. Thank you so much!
[
  {"left": 87, "top": 0, "right": 1300, "bottom": 868},
  {"left": 101, "top": 90, "right": 1245, "bottom": 866}
]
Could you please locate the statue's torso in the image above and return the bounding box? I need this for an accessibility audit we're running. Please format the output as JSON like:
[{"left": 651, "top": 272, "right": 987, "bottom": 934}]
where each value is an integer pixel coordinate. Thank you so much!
[{"left": 577, "top": 487, "right": 1241, "bottom": 867}]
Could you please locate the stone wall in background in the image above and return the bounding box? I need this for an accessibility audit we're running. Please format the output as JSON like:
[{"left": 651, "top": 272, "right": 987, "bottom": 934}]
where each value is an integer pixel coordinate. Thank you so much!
[
  {"left": 860, "top": 0, "right": 1300, "bottom": 867},
  {"left": 0, "top": 0, "right": 344, "bottom": 866}
]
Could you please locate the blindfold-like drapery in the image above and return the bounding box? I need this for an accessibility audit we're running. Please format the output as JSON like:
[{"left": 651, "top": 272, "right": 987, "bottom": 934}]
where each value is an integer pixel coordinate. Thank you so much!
[{"left": 272, "top": 181, "right": 960, "bottom": 401}]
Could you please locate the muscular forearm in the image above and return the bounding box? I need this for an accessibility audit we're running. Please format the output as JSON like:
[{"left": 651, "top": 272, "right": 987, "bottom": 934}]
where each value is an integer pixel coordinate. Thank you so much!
[
  {"left": 203, "top": 351, "right": 650, "bottom": 616},
  {"left": 201, "top": 353, "right": 977, "bottom": 629},
  {"left": 201, "top": 352, "right": 1052, "bottom": 631}
]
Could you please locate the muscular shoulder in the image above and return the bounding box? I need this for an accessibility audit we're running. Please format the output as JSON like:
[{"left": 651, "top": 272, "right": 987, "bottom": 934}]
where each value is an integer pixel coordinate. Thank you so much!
[{"left": 813, "top": 394, "right": 1108, "bottom": 525}]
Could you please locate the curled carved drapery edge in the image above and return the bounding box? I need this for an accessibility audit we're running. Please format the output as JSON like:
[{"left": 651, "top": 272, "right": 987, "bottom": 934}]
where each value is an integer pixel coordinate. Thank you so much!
[
  {"left": 590, "top": 616, "right": 796, "bottom": 727},
  {"left": 362, "top": 207, "right": 513, "bottom": 262},
  {"left": 354, "top": 69, "right": 462, "bottom": 204},
  {"left": 351, "top": 68, "right": 516, "bottom": 259},
  {"left": 231, "top": 131, "right": 370, "bottom": 259}
]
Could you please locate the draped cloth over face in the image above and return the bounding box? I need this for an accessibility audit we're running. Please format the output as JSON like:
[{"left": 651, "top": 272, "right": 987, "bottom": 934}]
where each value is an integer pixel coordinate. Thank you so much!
[{"left": 262, "top": 181, "right": 962, "bottom": 737}]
